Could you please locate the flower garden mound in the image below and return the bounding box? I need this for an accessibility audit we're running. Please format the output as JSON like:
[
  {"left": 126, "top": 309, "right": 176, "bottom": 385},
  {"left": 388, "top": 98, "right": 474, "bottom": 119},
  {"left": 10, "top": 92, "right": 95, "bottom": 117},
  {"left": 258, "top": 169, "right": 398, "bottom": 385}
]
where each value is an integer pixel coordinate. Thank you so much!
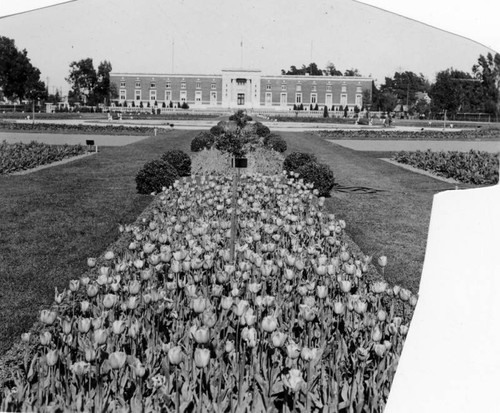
[{"left": 0, "top": 173, "right": 416, "bottom": 412}]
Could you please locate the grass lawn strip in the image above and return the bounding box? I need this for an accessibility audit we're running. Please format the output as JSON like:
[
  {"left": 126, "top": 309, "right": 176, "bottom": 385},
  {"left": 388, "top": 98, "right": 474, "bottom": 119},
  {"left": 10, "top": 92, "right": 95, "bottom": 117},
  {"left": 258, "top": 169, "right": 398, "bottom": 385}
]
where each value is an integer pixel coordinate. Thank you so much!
[
  {"left": 0, "top": 131, "right": 194, "bottom": 356},
  {"left": 8, "top": 152, "right": 98, "bottom": 176},
  {"left": 379, "top": 158, "right": 461, "bottom": 184}
]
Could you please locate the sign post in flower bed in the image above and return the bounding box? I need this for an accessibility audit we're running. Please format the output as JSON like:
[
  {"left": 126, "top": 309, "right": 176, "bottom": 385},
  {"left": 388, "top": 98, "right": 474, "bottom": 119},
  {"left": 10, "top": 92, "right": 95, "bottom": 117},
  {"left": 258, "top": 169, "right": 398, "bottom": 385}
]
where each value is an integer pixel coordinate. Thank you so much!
[{"left": 230, "top": 156, "right": 248, "bottom": 262}]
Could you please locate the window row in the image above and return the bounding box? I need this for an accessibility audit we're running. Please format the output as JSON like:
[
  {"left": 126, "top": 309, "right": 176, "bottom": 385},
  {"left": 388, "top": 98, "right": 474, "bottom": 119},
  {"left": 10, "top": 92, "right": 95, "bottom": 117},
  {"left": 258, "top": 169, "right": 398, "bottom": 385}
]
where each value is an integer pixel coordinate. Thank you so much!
[
  {"left": 263, "top": 93, "right": 363, "bottom": 106},
  {"left": 119, "top": 89, "right": 218, "bottom": 103},
  {"left": 121, "top": 81, "right": 217, "bottom": 90}
]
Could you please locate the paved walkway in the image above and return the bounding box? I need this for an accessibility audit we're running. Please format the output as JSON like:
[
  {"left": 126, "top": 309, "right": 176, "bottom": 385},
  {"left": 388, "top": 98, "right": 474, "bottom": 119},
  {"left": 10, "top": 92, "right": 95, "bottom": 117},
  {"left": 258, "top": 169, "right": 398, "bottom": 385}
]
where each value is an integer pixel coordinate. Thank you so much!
[
  {"left": 0, "top": 132, "right": 147, "bottom": 146},
  {"left": 327, "top": 139, "right": 500, "bottom": 153}
]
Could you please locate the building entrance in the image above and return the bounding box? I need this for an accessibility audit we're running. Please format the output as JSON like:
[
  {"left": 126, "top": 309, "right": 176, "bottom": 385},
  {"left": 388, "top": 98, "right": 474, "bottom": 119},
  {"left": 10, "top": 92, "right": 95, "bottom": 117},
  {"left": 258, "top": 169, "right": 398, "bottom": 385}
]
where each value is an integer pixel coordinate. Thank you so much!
[{"left": 237, "top": 93, "right": 245, "bottom": 105}]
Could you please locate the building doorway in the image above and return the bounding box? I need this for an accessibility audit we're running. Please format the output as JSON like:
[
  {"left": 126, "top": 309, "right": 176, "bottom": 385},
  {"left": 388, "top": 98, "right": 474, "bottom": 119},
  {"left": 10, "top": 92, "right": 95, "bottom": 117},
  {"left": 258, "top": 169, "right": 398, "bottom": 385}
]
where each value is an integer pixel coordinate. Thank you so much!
[{"left": 237, "top": 93, "right": 245, "bottom": 105}]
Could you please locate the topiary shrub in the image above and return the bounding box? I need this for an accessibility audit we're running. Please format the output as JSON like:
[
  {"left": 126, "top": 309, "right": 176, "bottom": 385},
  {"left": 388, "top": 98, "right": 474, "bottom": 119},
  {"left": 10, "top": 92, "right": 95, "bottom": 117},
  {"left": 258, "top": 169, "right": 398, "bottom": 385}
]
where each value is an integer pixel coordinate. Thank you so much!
[
  {"left": 296, "top": 162, "right": 335, "bottom": 197},
  {"left": 254, "top": 122, "right": 271, "bottom": 138},
  {"left": 191, "top": 131, "right": 215, "bottom": 152},
  {"left": 264, "top": 133, "right": 287, "bottom": 153},
  {"left": 210, "top": 124, "right": 225, "bottom": 136},
  {"left": 214, "top": 132, "right": 244, "bottom": 157},
  {"left": 161, "top": 149, "right": 191, "bottom": 176},
  {"left": 229, "top": 110, "right": 253, "bottom": 128},
  {"left": 283, "top": 152, "right": 318, "bottom": 173},
  {"left": 135, "top": 159, "right": 179, "bottom": 194}
]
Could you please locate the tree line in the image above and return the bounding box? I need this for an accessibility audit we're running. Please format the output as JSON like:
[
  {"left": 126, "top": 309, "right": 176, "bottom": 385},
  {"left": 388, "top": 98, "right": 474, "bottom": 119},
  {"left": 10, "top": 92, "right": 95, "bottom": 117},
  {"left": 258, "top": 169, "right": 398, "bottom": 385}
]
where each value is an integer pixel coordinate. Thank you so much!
[{"left": 282, "top": 56, "right": 500, "bottom": 117}]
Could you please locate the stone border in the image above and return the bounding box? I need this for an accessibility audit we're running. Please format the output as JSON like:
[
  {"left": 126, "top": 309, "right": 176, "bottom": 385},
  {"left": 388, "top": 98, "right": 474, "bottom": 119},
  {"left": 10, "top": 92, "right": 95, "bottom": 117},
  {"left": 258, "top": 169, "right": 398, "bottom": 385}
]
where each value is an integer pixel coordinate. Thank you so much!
[
  {"left": 6, "top": 152, "right": 97, "bottom": 176},
  {"left": 380, "top": 158, "right": 461, "bottom": 184}
]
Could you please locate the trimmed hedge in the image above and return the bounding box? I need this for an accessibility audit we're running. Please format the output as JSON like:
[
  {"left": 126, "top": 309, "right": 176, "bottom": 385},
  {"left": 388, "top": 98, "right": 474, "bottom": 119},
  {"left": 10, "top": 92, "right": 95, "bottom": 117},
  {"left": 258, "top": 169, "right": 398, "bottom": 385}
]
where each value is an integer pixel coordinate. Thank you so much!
[
  {"left": 161, "top": 149, "right": 191, "bottom": 176},
  {"left": 283, "top": 152, "right": 318, "bottom": 172},
  {"left": 214, "top": 132, "right": 245, "bottom": 157},
  {"left": 297, "top": 162, "right": 336, "bottom": 197},
  {"left": 254, "top": 122, "right": 271, "bottom": 138},
  {"left": 191, "top": 131, "right": 215, "bottom": 152},
  {"left": 135, "top": 159, "right": 179, "bottom": 194},
  {"left": 209, "top": 125, "right": 225, "bottom": 136},
  {"left": 264, "top": 133, "right": 287, "bottom": 153}
]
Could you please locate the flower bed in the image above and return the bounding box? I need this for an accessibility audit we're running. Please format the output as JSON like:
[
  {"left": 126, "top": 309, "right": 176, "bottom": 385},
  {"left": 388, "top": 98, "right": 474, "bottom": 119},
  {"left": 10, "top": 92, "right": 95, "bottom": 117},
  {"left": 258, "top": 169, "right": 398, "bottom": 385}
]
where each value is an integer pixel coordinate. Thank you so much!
[
  {"left": 393, "top": 149, "right": 499, "bottom": 185},
  {"left": 0, "top": 172, "right": 415, "bottom": 412},
  {"left": 0, "top": 140, "right": 87, "bottom": 175},
  {"left": 317, "top": 129, "right": 500, "bottom": 140},
  {"left": 0, "top": 122, "right": 171, "bottom": 136}
]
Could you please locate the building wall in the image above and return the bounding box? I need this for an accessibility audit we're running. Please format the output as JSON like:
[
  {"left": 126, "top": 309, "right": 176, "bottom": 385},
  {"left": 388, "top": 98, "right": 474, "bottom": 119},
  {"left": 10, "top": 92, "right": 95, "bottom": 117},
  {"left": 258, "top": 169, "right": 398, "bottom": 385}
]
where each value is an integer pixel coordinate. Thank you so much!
[{"left": 110, "top": 70, "right": 372, "bottom": 110}]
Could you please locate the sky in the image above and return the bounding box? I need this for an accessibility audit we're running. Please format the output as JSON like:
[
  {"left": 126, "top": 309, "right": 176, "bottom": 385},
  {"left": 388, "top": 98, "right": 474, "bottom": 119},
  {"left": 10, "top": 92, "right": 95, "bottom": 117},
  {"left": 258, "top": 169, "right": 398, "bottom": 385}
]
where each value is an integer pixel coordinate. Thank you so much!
[
  {"left": 0, "top": 0, "right": 497, "bottom": 52},
  {"left": 0, "top": 0, "right": 498, "bottom": 95}
]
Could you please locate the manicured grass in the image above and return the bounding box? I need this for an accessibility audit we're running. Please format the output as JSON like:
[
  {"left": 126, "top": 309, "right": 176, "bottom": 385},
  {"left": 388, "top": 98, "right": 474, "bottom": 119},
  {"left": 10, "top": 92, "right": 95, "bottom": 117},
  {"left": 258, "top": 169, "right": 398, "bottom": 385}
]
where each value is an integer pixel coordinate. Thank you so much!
[
  {"left": 280, "top": 131, "right": 476, "bottom": 293},
  {"left": 0, "top": 131, "right": 194, "bottom": 354}
]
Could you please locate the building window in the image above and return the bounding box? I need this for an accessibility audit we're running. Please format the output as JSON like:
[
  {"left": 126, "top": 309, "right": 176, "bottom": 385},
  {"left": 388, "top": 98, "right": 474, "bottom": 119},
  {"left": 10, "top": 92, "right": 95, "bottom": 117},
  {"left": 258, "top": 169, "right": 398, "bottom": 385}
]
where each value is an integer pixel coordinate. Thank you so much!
[
  {"left": 135, "top": 90, "right": 141, "bottom": 100},
  {"left": 180, "top": 91, "right": 187, "bottom": 102},
  {"left": 150, "top": 82, "right": 156, "bottom": 88},
  {"left": 295, "top": 93, "right": 302, "bottom": 104},
  {"left": 266, "top": 85, "right": 272, "bottom": 90},
  {"left": 210, "top": 91, "right": 217, "bottom": 105},
  {"left": 135, "top": 81, "right": 141, "bottom": 88},
  {"left": 211, "top": 83, "right": 216, "bottom": 90},
  {"left": 237, "top": 93, "right": 245, "bottom": 105},
  {"left": 340, "top": 93, "right": 347, "bottom": 107},
  {"left": 165, "top": 90, "right": 172, "bottom": 102},
  {"left": 265, "top": 92, "right": 272, "bottom": 106},
  {"left": 326, "top": 86, "right": 332, "bottom": 92},
  {"left": 196, "top": 82, "right": 201, "bottom": 89},
  {"left": 312, "top": 86, "right": 317, "bottom": 91},
  {"left": 119, "top": 89, "right": 126, "bottom": 100},
  {"left": 280, "top": 93, "right": 287, "bottom": 106},
  {"left": 341, "top": 86, "right": 347, "bottom": 93},
  {"left": 236, "top": 79, "right": 247, "bottom": 86},
  {"left": 120, "top": 81, "right": 126, "bottom": 88},
  {"left": 195, "top": 91, "right": 202, "bottom": 104},
  {"left": 310, "top": 93, "right": 317, "bottom": 104},
  {"left": 355, "top": 94, "right": 362, "bottom": 107},
  {"left": 281, "top": 84, "right": 287, "bottom": 91},
  {"left": 181, "top": 82, "right": 186, "bottom": 89},
  {"left": 356, "top": 86, "right": 363, "bottom": 93},
  {"left": 296, "top": 85, "right": 302, "bottom": 92},
  {"left": 325, "top": 93, "right": 332, "bottom": 107},
  {"left": 150, "top": 90, "right": 157, "bottom": 101},
  {"left": 166, "top": 82, "right": 171, "bottom": 88}
]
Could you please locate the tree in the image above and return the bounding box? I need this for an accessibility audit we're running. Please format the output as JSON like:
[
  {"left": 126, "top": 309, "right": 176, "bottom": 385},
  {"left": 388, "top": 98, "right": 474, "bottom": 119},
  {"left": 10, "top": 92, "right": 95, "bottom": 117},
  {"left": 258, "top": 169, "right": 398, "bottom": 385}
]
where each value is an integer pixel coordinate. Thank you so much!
[
  {"left": 66, "top": 58, "right": 116, "bottom": 105},
  {"left": 344, "top": 68, "right": 362, "bottom": 77},
  {"left": 0, "top": 36, "right": 47, "bottom": 102},
  {"left": 323, "top": 105, "right": 329, "bottom": 118},
  {"left": 472, "top": 52, "right": 500, "bottom": 115},
  {"left": 429, "top": 69, "right": 483, "bottom": 115},
  {"left": 323, "top": 62, "right": 343, "bottom": 76},
  {"left": 381, "top": 71, "right": 429, "bottom": 108},
  {"left": 282, "top": 63, "right": 323, "bottom": 76}
]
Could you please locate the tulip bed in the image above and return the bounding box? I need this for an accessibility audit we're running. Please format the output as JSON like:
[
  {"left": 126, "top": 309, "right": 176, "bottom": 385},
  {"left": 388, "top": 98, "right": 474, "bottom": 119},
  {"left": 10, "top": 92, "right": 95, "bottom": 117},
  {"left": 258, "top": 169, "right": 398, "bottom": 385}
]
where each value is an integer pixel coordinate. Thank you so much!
[
  {"left": 0, "top": 140, "right": 87, "bottom": 175},
  {"left": 393, "top": 149, "right": 499, "bottom": 185},
  {"left": 317, "top": 129, "right": 500, "bottom": 140},
  {"left": 0, "top": 172, "right": 416, "bottom": 412}
]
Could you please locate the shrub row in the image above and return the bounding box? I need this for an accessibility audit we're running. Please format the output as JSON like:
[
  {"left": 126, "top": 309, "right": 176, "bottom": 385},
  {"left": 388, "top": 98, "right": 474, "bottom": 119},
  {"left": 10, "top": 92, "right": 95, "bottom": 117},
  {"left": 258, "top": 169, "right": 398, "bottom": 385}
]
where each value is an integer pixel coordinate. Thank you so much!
[
  {"left": 284, "top": 152, "right": 336, "bottom": 197},
  {"left": 393, "top": 149, "right": 499, "bottom": 185},
  {"left": 135, "top": 150, "right": 191, "bottom": 194},
  {"left": 316, "top": 128, "right": 500, "bottom": 140},
  {"left": 0, "top": 122, "right": 171, "bottom": 136}
]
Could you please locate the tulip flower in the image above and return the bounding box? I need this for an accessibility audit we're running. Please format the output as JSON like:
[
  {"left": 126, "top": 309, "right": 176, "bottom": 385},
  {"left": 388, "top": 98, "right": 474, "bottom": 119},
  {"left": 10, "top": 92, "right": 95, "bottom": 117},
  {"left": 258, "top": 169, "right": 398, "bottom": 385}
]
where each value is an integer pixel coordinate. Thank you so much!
[
  {"left": 86, "top": 284, "right": 99, "bottom": 298},
  {"left": 377, "top": 309, "right": 387, "bottom": 322},
  {"left": 70, "top": 361, "right": 90, "bottom": 376},
  {"left": 93, "top": 328, "right": 108, "bottom": 346},
  {"left": 39, "top": 331, "right": 52, "bottom": 346},
  {"left": 85, "top": 347, "right": 97, "bottom": 362},
  {"left": 168, "top": 346, "right": 184, "bottom": 365},
  {"left": 220, "top": 296, "right": 233, "bottom": 310},
  {"left": 87, "top": 257, "right": 96, "bottom": 268},
  {"left": 192, "top": 327, "right": 210, "bottom": 344},
  {"left": 339, "top": 280, "right": 352, "bottom": 293},
  {"left": 378, "top": 256, "right": 387, "bottom": 268},
  {"left": 261, "top": 315, "right": 278, "bottom": 333},
  {"left": 333, "top": 301, "right": 345, "bottom": 315},
  {"left": 21, "top": 332, "right": 31, "bottom": 343},
  {"left": 40, "top": 310, "right": 57, "bottom": 325},
  {"left": 80, "top": 300, "right": 90, "bottom": 313},
  {"left": 233, "top": 300, "right": 249, "bottom": 317},
  {"left": 372, "top": 281, "right": 388, "bottom": 294},
  {"left": 300, "top": 347, "right": 319, "bottom": 362},
  {"left": 192, "top": 297, "right": 207, "bottom": 314},
  {"left": 102, "top": 293, "right": 118, "bottom": 309},
  {"left": 78, "top": 318, "right": 91, "bottom": 334},
  {"left": 225, "top": 341, "right": 235, "bottom": 353},
  {"left": 399, "top": 289, "right": 411, "bottom": 302},
  {"left": 271, "top": 331, "right": 287, "bottom": 348},
  {"left": 374, "top": 343, "right": 386, "bottom": 357},
  {"left": 112, "top": 320, "right": 126, "bottom": 335},
  {"left": 104, "top": 251, "right": 115, "bottom": 260},
  {"left": 243, "top": 307, "right": 257, "bottom": 326},
  {"left": 108, "top": 351, "right": 127, "bottom": 370},
  {"left": 286, "top": 342, "right": 301, "bottom": 359},
  {"left": 371, "top": 325, "right": 383, "bottom": 342},
  {"left": 202, "top": 311, "right": 217, "bottom": 328},
  {"left": 194, "top": 348, "right": 211, "bottom": 368},
  {"left": 282, "top": 369, "right": 305, "bottom": 392}
]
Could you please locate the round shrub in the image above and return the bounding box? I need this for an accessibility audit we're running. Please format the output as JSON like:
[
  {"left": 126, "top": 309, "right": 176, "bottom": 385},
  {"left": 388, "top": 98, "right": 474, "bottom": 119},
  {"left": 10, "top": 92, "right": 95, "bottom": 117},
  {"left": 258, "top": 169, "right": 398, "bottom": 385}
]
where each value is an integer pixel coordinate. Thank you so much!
[
  {"left": 283, "top": 152, "right": 318, "bottom": 173},
  {"left": 135, "top": 159, "right": 179, "bottom": 194},
  {"left": 296, "top": 162, "right": 336, "bottom": 197},
  {"left": 229, "top": 110, "right": 252, "bottom": 128},
  {"left": 214, "top": 132, "right": 244, "bottom": 157},
  {"left": 161, "top": 149, "right": 191, "bottom": 176},
  {"left": 191, "top": 131, "right": 215, "bottom": 152},
  {"left": 264, "top": 133, "right": 287, "bottom": 153},
  {"left": 254, "top": 121, "right": 271, "bottom": 138},
  {"left": 210, "top": 124, "right": 225, "bottom": 136}
]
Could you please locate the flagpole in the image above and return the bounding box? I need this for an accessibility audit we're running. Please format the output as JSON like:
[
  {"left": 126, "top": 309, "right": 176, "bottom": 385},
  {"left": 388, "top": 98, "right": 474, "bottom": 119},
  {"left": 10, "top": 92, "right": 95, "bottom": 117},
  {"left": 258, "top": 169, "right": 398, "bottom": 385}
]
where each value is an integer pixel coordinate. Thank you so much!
[{"left": 240, "top": 37, "right": 243, "bottom": 68}]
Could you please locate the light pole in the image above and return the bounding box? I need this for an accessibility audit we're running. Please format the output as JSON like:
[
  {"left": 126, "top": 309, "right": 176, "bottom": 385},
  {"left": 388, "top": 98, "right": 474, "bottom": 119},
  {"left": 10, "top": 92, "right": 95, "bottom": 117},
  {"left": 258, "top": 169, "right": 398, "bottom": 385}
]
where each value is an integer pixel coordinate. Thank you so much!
[{"left": 229, "top": 156, "right": 248, "bottom": 263}]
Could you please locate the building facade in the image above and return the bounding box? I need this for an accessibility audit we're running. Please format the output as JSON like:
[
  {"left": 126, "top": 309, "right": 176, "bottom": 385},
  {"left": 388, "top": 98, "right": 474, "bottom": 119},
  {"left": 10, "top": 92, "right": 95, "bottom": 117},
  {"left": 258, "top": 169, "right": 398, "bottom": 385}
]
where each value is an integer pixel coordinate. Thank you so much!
[{"left": 110, "top": 69, "right": 372, "bottom": 112}]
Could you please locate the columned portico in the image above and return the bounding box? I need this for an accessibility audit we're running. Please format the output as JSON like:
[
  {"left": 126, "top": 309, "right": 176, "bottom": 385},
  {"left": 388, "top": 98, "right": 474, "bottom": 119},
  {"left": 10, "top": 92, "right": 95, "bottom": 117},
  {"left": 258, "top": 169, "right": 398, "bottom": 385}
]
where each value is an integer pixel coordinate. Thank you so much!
[{"left": 221, "top": 69, "right": 261, "bottom": 109}]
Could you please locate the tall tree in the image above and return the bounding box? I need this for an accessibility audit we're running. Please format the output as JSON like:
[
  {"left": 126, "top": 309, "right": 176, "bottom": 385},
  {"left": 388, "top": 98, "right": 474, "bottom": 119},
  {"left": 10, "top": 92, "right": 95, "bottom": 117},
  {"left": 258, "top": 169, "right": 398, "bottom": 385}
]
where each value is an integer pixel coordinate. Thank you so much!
[
  {"left": 281, "top": 63, "right": 323, "bottom": 76},
  {"left": 472, "top": 52, "right": 500, "bottom": 115},
  {"left": 381, "top": 71, "right": 429, "bottom": 107},
  {"left": 343, "top": 68, "right": 362, "bottom": 77},
  {"left": 429, "top": 69, "right": 483, "bottom": 114},
  {"left": 66, "top": 58, "right": 98, "bottom": 104},
  {"left": 0, "top": 36, "right": 46, "bottom": 102},
  {"left": 94, "top": 60, "right": 117, "bottom": 105}
]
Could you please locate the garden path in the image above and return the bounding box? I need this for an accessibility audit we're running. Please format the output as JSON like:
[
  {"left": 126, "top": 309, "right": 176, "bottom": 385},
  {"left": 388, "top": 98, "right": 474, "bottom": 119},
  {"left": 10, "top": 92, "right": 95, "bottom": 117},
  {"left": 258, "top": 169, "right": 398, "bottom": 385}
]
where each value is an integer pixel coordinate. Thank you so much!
[{"left": 0, "top": 132, "right": 147, "bottom": 146}]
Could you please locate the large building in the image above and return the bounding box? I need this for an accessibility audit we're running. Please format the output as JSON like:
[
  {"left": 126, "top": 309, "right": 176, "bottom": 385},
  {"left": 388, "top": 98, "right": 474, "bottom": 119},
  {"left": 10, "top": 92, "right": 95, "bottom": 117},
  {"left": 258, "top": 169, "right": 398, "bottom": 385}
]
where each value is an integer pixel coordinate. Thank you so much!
[{"left": 110, "top": 69, "right": 372, "bottom": 112}]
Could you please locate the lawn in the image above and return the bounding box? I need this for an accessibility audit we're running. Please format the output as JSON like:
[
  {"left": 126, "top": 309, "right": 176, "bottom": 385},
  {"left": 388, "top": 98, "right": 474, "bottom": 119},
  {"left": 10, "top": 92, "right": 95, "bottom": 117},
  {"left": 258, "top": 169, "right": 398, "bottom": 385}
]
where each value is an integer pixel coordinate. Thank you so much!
[{"left": 0, "top": 130, "right": 193, "bottom": 355}]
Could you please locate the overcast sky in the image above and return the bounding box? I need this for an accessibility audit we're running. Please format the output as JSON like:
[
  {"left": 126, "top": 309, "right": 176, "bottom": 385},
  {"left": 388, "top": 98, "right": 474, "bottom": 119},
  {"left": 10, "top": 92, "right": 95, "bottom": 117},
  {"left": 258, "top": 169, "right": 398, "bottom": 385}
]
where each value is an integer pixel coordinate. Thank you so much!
[{"left": 1, "top": 0, "right": 498, "bottom": 52}]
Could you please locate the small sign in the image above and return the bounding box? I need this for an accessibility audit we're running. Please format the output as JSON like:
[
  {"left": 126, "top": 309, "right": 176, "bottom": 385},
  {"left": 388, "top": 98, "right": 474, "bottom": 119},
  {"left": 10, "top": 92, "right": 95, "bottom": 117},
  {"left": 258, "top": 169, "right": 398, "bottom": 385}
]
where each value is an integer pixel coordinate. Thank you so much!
[
  {"left": 86, "top": 140, "right": 95, "bottom": 146},
  {"left": 233, "top": 157, "right": 248, "bottom": 168}
]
